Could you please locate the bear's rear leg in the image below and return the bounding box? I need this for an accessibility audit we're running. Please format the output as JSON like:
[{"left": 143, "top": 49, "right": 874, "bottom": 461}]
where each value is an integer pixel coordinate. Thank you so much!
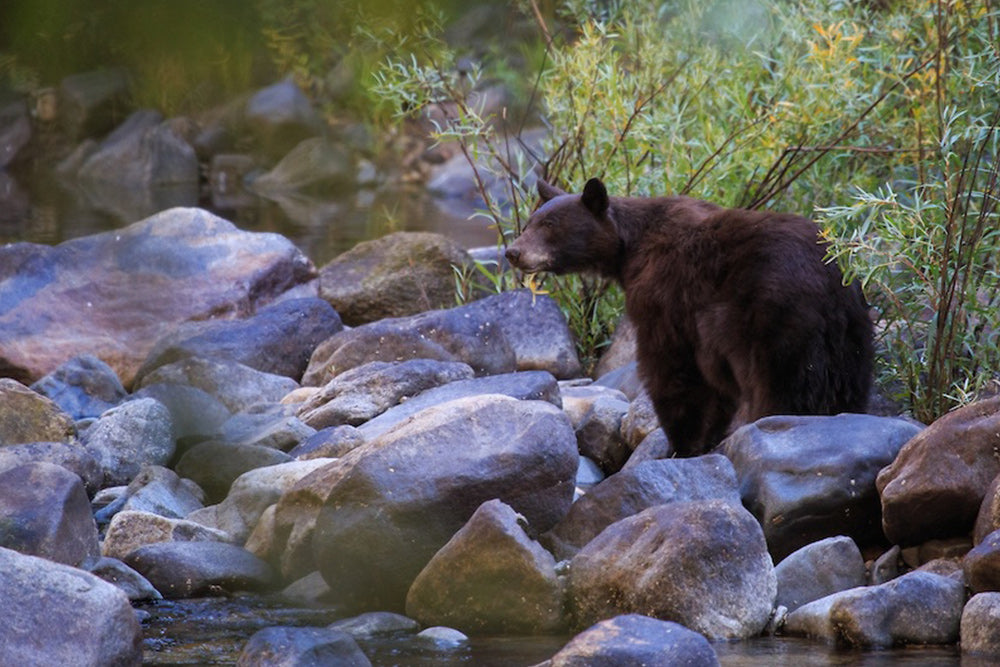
[{"left": 654, "top": 382, "right": 737, "bottom": 457}]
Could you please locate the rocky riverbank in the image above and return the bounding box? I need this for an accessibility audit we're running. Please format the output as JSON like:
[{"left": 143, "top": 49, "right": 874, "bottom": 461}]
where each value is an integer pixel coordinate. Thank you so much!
[{"left": 2, "top": 207, "right": 1000, "bottom": 665}]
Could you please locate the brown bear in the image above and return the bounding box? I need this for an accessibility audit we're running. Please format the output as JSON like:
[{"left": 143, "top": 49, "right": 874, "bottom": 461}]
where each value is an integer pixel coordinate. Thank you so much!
[{"left": 506, "top": 178, "right": 873, "bottom": 457}]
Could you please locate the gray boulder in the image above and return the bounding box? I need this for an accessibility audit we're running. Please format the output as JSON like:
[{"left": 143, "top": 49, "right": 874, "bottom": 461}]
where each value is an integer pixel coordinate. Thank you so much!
[
  {"left": 30, "top": 354, "right": 128, "bottom": 420},
  {"left": 132, "top": 382, "right": 230, "bottom": 442},
  {"left": 218, "top": 412, "right": 315, "bottom": 452},
  {"left": 94, "top": 465, "right": 204, "bottom": 524},
  {"left": 574, "top": 393, "right": 631, "bottom": 474},
  {"left": 406, "top": 499, "right": 565, "bottom": 635},
  {"left": 549, "top": 614, "right": 719, "bottom": 667},
  {"left": 123, "top": 541, "right": 277, "bottom": 598},
  {"left": 288, "top": 425, "right": 365, "bottom": 460},
  {"left": 774, "top": 536, "right": 867, "bottom": 613},
  {"left": 328, "top": 611, "right": 420, "bottom": 639},
  {"left": 175, "top": 441, "right": 293, "bottom": 504},
  {"left": 82, "top": 397, "right": 175, "bottom": 486},
  {"left": 0, "top": 208, "right": 318, "bottom": 387},
  {"left": 297, "top": 359, "right": 473, "bottom": 428},
  {"left": 0, "top": 547, "right": 142, "bottom": 666},
  {"left": 544, "top": 455, "right": 741, "bottom": 560},
  {"left": 0, "top": 462, "right": 99, "bottom": 566},
  {"left": 567, "top": 500, "right": 776, "bottom": 639},
  {"left": 0, "top": 441, "right": 103, "bottom": 497},
  {"left": 236, "top": 626, "right": 371, "bottom": 667},
  {"left": 244, "top": 79, "right": 326, "bottom": 159},
  {"left": 312, "top": 395, "right": 578, "bottom": 613},
  {"left": 723, "top": 413, "right": 922, "bottom": 560},
  {"left": 0, "top": 379, "right": 75, "bottom": 446},
  {"left": 784, "top": 571, "right": 964, "bottom": 647},
  {"left": 317, "top": 231, "right": 471, "bottom": 326},
  {"left": 137, "top": 356, "right": 299, "bottom": 414},
  {"left": 251, "top": 137, "right": 354, "bottom": 195},
  {"left": 964, "top": 528, "right": 1000, "bottom": 593},
  {"left": 878, "top": 396, "right": 1000, "bottom": 546},
  {"left": 85, "top": 555, "right": 163, "bottom": 601},
  {"left": 56, "top": 67, "right": 131, "bottom": 141},
  {"left": 101, "top": 510, "right": 229, "bottom": 561},
  {"left": 961, "top": 592, "right": 1000, "bottom": 658}
]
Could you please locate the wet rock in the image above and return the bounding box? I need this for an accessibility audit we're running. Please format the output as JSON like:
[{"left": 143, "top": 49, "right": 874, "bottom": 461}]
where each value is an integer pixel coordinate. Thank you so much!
[
  {"left": 574, "top": 393, "right": 631, "bottom": 474},
  {"left": 0, "top": 379, "right": 76, "bottom": 445},
  {"left": 406, "top": 499, "right": 565, "bottom": 635},
  {"left": 94, "top": 465, "right": 204, "bottom": 524},
  {"left": 878, "top": 396, "right": 1000, "bottom": 546},
  {"left": 302, "top": 290, "right": 580, "bottom": 386},
  {"left": 85, "top": 555, "right": 163, "bottom": 601},
  {"left": 544, "top": 455, "right": 740, "bottom": 560},
  {"left": 358, "top": 370, "right": 561, "bottom": 441},
  {"left": 549, "top": 614, "right": 719, "bottom": 667},
  {"left": 964, "top": 528, "right": 1000, "bottom": 593},
  {"left": 133, "top": 383, "right": 229, "bottom": 442},
  {"left": 288, "top": 425, "right": 365, "bottom": 459},
  {"left": 784, "top": 571, "right": 964, "bottom": 647},
  {"left": 236, "top": 626, "right": 371, "bottom": 667},
  {"left": 0, "top": 462, "right": 99, "bottom": 566},
  {"left": 975, "top": 474, "right": 1000, "bottom": 545},
  {"left": 175, "top": 441, "right": 293, "bottom": 504},
  {"left": 30, "top": 354, "right": 128, "bottom": 420},
  {"left": 312, "top": 395, "right": 577, "bottom": 613},
  {"left": 774, "top": 536, "right": 867, "bottom": 613},
  {"left": 244, "top": 79, "right": 326, "bottom": 160},
  {"left": 723, "top": 413, "right": 922, "bottom": 560},
  {"left": 137, "top": 356, "right": 299, "bottom": 414},
  {"left": 0, "top": 208, "right": 318, "bottom": 387},
  {"left": 136, "top": 297, "right": 340, "bottom": 385},
  {"left": 57, "top": 67, "right": 131, "bottom": 142},
  {"left": 0, "top": 547, "right": 142, "bottom": 666},
  {"left": 82, "top": 397, "right": 175, "bottom": 486},
  {"left": 187, "top": 458, "right": 333, "bottom": 544},
  {"left": 414, "top": 626, "right": 468, "bottom": 647},
  {"left": 961, "top": 592, "right": 1000, "bottom": 658},
  {"left": 567, "top": 500, "right": 776, "bottom": 639},
  {"left": 101, "top": 510, "right": 229, "bottom": 560},
  {"left": 328, "top": 611, "right": 421, "bottom": 639},
  {"left": 0, "top": 441, "right": 103, "bottom": 497},
  {"left": 317, "top": 231, "right": 472, "bottom": 326},
  {"left": 123, "top": 541, "right": 277, "bottom": 598},
  {"left": 298, "top": 359, "right": 473, "bottom": 429},
  {"left": 251, "top": 137, "right": 354, "bottom": 195}
]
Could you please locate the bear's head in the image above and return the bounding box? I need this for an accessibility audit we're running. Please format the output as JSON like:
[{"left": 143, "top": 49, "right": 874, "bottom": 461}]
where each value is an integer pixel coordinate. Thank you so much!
[{"left": 505, "top": 178, "right": 621, "bottom": 277}]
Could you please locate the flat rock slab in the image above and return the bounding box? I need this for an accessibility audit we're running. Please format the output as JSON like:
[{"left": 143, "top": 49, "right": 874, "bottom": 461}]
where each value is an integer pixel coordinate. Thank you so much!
[
  {"left": 123, "top": 541, "right": 277, "bottom": 598},
  {"left": 0, "top": 207, "right": 315, "bottom": 387}
]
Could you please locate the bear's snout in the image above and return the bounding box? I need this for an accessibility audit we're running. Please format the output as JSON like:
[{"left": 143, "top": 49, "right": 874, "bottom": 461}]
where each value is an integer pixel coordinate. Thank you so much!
[{"left": 505, "top": 247, "right": 521, "bottom": 264}]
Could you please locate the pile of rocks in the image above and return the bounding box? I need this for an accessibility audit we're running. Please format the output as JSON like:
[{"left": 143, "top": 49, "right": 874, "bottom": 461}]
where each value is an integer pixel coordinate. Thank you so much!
[{"left": 1, "top": 207, "right": 1000, "bottom": 665}]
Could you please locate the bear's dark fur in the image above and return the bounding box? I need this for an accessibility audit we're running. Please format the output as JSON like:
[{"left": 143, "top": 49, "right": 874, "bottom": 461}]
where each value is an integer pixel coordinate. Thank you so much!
[{"left": 506, "top": 178, "right": 873, "bottom": 456}]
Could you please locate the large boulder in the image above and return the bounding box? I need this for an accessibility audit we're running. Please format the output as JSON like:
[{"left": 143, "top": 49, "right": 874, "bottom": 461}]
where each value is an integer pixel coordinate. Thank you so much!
[
  {"left": 549, "top": 614, "right": 719, "bottom": 667},
  {"left": 543, "top": 455, "right": 741, "bottom": 560},
  {"left": 0, "top": 547, "right": 142, "bottom": 665},
  {"left": 406, "top": 499, "right": 565, "bottom": 635},
  {"left": 311, "top": 395, "right": 578, "bottom": 613},
  {"left": 101, "top": 510, "right": 229, "bottom": 561},
  {"left": 877, "top": 396, "right": 1000, "bottom": 546},
  {"left": 302, "top": 290, "right": 581, "bottom": 386},
  {"left": 0, "top": 208, "right": 317, "bottom": 387},
  {"left": 0, "top": 462, "right": 99, "bottom": 566},
  {"left": 0, "top": 379, "right": 75, "bottom": 446},
  {"left": 723, "top": 413, "right": 922, "bottom": 560},
  {"left": 317, "top": 231, "right": 471, "bottom": 326},
  {"left": 566, "top": 500, "right": 776, "bottom": 639}
]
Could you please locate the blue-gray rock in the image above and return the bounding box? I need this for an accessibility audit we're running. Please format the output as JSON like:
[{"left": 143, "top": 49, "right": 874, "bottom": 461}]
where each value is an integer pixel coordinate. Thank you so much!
[
  {"left": 550, "top": 614, "right": 719, "bottom": 667},
  {"left": 567, "top": 500, "right": 776, "bottom": 640},
  {"left": 136, "top": 297, "right": 342, "bottom": 385},
  {"left": 85, "top": 555, "right": 163, "bottom": 601},
  {"left": 722, "top": 413, "right": 923, "bottom": 560},
  {"left": 406, "top": 499, "right": 565, "bottom": 634},
  {"left": 288, "top": 425, "right": 365, "bottom": 459},
  {"left": 774, "top": 536, "right": 867, "bottom": 613},
  {"left": 878, "top": 396, "right": 1000, "bottom": 546},
  {"left": 82, "top": 397, "right": 175, "bottom": 486},
  {"left": 0, "top": 208, "right": 318, "bottom": 387},
  {"left": 94, "top": 465, "right": 204, "bottom": 525},
  {"left": 236, "top": 626, "right": 371, "bottom": 667},
  {"left": 175, "top": 441, "right": 293, "bottom": 504},
  {"left": 0, "top": 547, "right": 142, "bottom": 666},
  {"left": 785, "top": 570, "right": 964, "bottom": 647},
  {"left": 123, "top": 541, "right": 277, "bottom": 598},
  {"left": 30, "top": 354, "right": 128, "bottom": 420},
  {"left": 244, "top": 79, "right": 326, "bottom": 159},
  {"left": 574, "top": 393, "right": 631, "bottom": 474},
  {"left": 312, "top": 395, "right": 578, "bottom": 613},
  {"left": 0, "top": 440, "right": 103, "bottom": 497},
  {"left": 961, "top": 592, "right": 1000, "bottom": 658},
  {"left": 316, "top": 231, "right": 472, "bottom": 326},
  {"left": 298, "top": 359, "right": 474, "bottom": 428},
  {"left": 327, "top": 611, "right": 420, "bottom": 638},
  {"left": 219, "top": 412, "right": 315, "bottom": 452},
  {"left": 544, "top": 455, "right": 741, "bottom": 560},
  {"left": 0, "top": 462, "right": 99, "bottom": 566}
]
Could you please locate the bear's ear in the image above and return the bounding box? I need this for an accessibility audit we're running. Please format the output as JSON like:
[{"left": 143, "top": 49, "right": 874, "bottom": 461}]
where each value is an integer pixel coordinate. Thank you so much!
[
  {"left": 581, "top": 178, "right": 609, "bottom": 217},
  {"left": 537, "top": 179, "right": 566, "bottom": 202}
]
